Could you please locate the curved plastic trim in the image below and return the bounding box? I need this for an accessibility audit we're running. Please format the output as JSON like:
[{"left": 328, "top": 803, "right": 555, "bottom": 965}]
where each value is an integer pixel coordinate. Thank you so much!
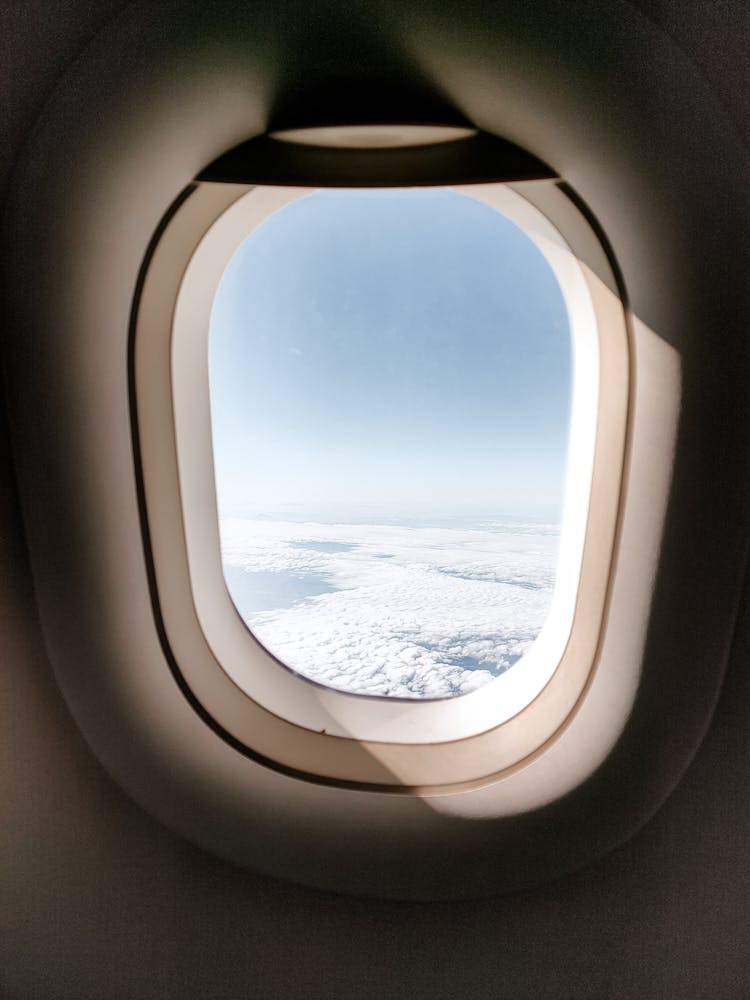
[
  {"left": 6, "top": 0, "right": 743, "bottom": 899},
  {"left": 198, "top": 129, "right": 557, "bottom": 188},
  {"left": 133, "top": 179, "right": 630, "bottom": 787}
]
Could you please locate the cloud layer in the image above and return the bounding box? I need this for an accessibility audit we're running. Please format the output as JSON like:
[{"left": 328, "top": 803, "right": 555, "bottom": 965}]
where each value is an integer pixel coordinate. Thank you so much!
[{"left": 220, "top": 517, "right": 559, "bottom": 698}]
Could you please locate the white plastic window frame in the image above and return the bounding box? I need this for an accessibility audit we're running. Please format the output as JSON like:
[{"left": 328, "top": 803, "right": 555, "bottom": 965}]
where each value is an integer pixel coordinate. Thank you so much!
[{"left": 133, "top": 179, "right": 629, "bottom": 791}]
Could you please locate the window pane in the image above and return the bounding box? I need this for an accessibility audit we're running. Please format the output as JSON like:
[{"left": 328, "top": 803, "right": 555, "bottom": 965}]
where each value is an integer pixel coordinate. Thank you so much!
[{"left": 209, "top": 188, "right": 571, "bottom": 699}]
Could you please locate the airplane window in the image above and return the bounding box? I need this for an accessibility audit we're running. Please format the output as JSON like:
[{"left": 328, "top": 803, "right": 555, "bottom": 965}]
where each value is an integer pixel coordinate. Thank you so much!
[{"left": 208, "top": 187, "right": 572, "bottom": 699}]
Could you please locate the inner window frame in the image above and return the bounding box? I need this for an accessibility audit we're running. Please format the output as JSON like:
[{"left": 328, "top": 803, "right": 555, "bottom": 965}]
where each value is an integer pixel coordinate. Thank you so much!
[
  {"left": 133, "top": 178, "right": 629, "bottom": 789},
  {"left": 208, "top": 185, "right": 582, "bottom": 705}
]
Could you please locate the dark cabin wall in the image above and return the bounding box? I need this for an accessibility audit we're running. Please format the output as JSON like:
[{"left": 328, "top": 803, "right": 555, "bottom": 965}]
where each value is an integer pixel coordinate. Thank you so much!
[{"left": 2, "top": 3, "right": 750, "bottom": 997}]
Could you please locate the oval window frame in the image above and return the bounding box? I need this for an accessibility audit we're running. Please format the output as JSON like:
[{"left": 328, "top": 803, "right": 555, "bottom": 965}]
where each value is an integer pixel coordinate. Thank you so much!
[{"left": 133, "top": 177, "right": 629, "bottom": 790}]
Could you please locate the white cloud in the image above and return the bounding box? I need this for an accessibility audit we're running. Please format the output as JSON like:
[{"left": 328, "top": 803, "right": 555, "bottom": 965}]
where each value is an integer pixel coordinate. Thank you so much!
[{"left": 220, "top": 517, "right": 559, "bottom": 698}]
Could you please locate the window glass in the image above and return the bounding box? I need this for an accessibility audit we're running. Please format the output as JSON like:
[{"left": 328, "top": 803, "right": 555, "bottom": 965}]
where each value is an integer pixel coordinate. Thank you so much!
[{"left": 209, "top": 188, "right": 571, "bottom": 698}]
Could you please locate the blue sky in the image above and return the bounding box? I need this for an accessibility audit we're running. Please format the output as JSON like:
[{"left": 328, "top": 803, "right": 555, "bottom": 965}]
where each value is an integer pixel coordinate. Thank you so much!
[{"left": 208, "top": 187, "right": 571, "bottom": 522}]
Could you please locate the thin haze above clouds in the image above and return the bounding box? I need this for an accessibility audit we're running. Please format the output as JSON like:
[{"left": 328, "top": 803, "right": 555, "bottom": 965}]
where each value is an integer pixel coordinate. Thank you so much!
[{"left": 208, "top": 187, "right": 571, "bottom": 519}]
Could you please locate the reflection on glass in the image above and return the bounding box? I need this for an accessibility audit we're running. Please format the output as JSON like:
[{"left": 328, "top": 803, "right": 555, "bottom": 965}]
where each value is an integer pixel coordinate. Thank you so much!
[{"left": 209, "top": 188, "right": 571, "bottom": 698}]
